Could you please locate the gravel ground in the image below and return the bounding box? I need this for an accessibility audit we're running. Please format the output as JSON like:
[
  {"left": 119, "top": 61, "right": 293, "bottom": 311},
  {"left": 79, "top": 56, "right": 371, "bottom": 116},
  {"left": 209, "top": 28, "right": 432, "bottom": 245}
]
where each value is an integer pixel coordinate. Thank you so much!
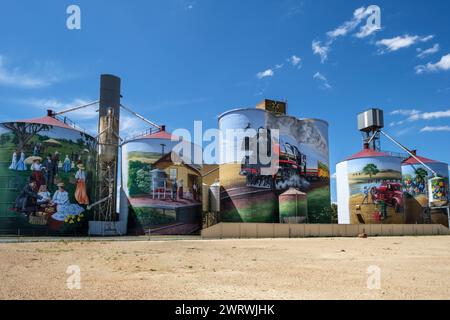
[{"left": 1, "top": 236, "right": 450, "bottom": 300}]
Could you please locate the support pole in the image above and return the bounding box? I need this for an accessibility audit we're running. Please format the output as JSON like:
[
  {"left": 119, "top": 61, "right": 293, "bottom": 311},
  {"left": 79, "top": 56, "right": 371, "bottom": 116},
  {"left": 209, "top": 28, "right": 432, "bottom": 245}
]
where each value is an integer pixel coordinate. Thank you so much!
[
  {"left": 53, "top": 101, "right": 99, "bottom": 116},
  {"left": 97, "top": 75, "right": 121, "bottom": 219},
  {"left": 120, "top": 103, "right": 161, "bottom": 130},
  {"left": 379, "top": 130, "right": 438, "bottom": 177}
]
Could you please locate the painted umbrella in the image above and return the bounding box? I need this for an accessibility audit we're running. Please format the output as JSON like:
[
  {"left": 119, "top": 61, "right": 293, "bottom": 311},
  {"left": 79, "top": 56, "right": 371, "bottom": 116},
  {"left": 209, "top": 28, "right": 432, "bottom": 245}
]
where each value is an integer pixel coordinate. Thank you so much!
[{"left": 43, "top": 139, "right": 62, "bottom": 147}]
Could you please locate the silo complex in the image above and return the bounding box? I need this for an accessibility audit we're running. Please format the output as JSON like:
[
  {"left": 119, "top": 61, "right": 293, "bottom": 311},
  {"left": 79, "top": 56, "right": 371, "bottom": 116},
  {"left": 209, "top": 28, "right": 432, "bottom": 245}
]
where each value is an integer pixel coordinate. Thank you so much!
[
  {"left": 402, "top": 152, "right": 449, "bottom": 225},
  {"left": 0, "top": 114, "right": 97, "bottom": 234},
  {"left": 121, "top": 128, "right": 204, "bottom": 235},
  {"left": 337, "top": 146, "right": 404, "bottom": 224},
  {"left": 218, "top": 100, "right": 331, "bottom": 224}
]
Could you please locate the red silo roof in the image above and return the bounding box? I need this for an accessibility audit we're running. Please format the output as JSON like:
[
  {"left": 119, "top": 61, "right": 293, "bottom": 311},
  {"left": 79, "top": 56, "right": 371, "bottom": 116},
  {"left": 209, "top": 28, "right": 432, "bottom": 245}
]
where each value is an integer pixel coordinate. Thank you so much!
[
  {"left": 141, "top": 130, "right": 178, "bottom": 140},
  {"left": 13, "top": 116, "right": 76, "bottom": 130},
  {"left": 403, "top": 155, "right": 438, "bottom": 165},
  {"left": 346, "top": 148, "right": 389, "bottom": 161}
]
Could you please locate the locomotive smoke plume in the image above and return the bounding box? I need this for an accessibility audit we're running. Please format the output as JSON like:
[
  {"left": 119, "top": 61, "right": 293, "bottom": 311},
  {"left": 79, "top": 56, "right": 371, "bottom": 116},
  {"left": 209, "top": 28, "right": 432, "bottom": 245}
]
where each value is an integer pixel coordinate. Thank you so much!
[
  {"left": 275, "top": 174, "right": 310, "bottom": 190},
  {"left": 266, "top": 115, "right": 328, "bottom": 157}
]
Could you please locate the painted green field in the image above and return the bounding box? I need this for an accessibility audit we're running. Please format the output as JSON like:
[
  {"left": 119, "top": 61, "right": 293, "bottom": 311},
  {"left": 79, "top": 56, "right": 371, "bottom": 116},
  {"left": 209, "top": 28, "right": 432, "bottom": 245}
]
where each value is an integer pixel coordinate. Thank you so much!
[{"left": 221, "top": 199, "right": 277, "bottom": 223}]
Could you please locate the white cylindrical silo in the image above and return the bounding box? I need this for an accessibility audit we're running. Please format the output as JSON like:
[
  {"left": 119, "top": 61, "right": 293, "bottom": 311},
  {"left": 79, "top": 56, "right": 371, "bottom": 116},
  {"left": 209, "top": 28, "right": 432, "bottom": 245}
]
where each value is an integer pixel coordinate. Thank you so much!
[
  {"left": 218, "top": 107, "right": 330, "bottom": 223},
  {"left": 337, "top": 145, "right": 404, "bottom": 224},
  {"left": 121, "top": 127, "right": 204, "bottom": 235}
]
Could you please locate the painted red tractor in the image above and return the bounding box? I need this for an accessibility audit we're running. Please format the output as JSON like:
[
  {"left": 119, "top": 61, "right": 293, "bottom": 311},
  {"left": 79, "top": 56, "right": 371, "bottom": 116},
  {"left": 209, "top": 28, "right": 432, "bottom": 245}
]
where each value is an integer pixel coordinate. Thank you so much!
[{"left": 370, "top": 182, "right": 403, "bottom": 213}]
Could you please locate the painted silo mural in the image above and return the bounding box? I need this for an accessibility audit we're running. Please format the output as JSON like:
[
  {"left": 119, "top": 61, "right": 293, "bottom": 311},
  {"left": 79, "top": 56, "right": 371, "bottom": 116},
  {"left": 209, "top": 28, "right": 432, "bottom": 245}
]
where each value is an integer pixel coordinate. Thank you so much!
[
  {"left": 0, "top": 116, "right": 97, "bottom": 235},
  {"left": 121, "top": 129, "right": 204, "bottom": 235},
  {"left": 346, "top": 155, "right": 404, "bottom": 224},
  {"left": 402, "top": 154, "right": 449, "bottom": 225},
  {"left": 279, "top": 188, "right": 308, "bottom": 223},
  {"left": 218, "top": 108, "right": 331, "bottom": 223}
]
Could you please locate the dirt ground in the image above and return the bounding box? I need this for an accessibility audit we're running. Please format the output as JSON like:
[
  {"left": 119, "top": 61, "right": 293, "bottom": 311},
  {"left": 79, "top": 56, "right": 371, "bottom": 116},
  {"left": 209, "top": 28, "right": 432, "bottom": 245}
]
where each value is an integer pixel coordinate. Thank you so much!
[{"left": 1, "top": 236, "right": 450, "bottom": 300}]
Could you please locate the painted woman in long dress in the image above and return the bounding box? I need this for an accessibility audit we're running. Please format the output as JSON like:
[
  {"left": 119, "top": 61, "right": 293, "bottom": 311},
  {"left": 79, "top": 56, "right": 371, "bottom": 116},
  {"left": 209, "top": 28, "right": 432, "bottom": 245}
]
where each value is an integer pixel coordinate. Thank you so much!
[
  {"left": 63, "top": 155, "right": 71, "bottom": 173},
  {"left": 16, "top": 151, "right": 27, "bottom": 171},
  {"left": 50, "top": 182, "right": 84, "bottom": 222},
  {"left": 9, "top": 150, "right": 17, "bottom": 170},
  {"left": 31, "top": 158, "right": 44, "bottom": 190},
  {"left": 74, "top": 164, "right": 89, "bottom": 205}
]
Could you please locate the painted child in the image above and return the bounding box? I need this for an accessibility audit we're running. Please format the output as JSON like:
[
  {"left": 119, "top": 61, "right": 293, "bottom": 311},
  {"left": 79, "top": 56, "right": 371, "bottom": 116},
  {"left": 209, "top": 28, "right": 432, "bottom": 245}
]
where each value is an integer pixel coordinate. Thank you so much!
[{"left": 37, "top": 185, "right": 51, "bottom": 205}]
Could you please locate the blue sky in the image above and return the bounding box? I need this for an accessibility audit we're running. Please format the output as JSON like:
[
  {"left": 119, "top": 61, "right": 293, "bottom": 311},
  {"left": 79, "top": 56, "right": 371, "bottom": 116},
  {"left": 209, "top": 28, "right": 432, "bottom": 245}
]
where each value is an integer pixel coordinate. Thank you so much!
[{"left": 0, "top": 0, "right": 449, "bottom": 201}]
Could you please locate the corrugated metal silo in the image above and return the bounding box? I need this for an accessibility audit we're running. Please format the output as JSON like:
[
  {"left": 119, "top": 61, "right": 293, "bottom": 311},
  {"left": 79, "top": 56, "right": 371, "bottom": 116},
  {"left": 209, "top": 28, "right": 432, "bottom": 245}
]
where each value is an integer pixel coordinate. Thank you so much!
[
  {"left": 121, "top": 127, "right": 204, "bottom": 235},
  {"left": 218, "top": 103, "right": 330, "bottom": 224},
  {"left": 337, "top": 145, "right": 404, "bottom": 225},
  {"left": 401, "top": 151, "right": 449, "bottom": 225},
  {"left": 0, "top": 114, "right": 97, "bottom": 235}
]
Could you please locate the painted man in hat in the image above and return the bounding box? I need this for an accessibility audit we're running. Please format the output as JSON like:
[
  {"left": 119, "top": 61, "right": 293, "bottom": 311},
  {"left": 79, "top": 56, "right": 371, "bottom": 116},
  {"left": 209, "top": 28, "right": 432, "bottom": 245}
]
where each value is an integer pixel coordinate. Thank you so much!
[{"left": 15, "top": 179, "right": 39, "bottom": 215}]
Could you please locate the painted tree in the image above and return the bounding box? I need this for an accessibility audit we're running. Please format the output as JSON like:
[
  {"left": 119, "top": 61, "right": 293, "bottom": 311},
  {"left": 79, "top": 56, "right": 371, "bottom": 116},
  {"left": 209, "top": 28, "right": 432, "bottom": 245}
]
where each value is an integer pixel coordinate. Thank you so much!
[
  {"left": 362, "top": 163, "right": 379, "bottom": 179},
  {"left": 414, "top": 168, "right": 428, "bottom": 184},
  {"left": 79, "top": 131, "right": 97, "bottom": 154},
  {"left": 2, "top": 122, "right": 52, "bottom": 151}
]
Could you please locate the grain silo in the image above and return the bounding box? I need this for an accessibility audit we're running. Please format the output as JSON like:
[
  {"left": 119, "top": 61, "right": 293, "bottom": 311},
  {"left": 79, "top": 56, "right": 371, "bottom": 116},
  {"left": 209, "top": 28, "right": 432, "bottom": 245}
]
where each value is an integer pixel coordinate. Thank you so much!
[
  {"left": 337, "top": 109, "right": 404, "bottom": 225},
  {"left": 0, "top": 112, "right": 97, "bottom": 234},
  {"left": 401, "top": 151, "right": 449, "bottom": 225},
  {"left": 218, "top": 99, "right": 331, "bottom": 224},
  {"left": 336, "top": 144, "right": 404, "bottom": 224},
  {"left": 121, "top": 127, "right": 204, "bottom": 235}
]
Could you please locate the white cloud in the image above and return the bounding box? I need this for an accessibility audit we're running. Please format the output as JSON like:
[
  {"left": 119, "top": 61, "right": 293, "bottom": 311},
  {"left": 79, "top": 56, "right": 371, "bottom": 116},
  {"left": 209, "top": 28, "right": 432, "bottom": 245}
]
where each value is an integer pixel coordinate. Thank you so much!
[
  {"left": 390, "top": 109, "right": 421, "bottom": 117},
  {"left": 420, "top": 126, "right": 450, "bottom": 132},
  {"left": 376, "top": 34, "right": 433, "bottom": 53},
  {"left": 0, "top": 55, "right": 61, "bottom": 89},
  {"left": 409, "top": 109, "right": 450, "bottom": 121},
  {"left": 274, "top": 64, "right": 284, "bottom": 70},
  {"left": 327, "top": 6, "right": 376, "bottom": 40},
  {"left": 313, "top": 72, "right": 332, "bottom": 89},
  {"left": 312, "top": 41, "right": 329, "bottom": 63},
  {"left": 390, "top": 108, "right": 450, "bottom": 134},
  {"left": 355, "top": 23, "right": 380, "bottom": 39},
  {"left": 313, "top": 72, "right": 326, "bottom": 81},
  {"left": 288, "top": 55, "right": 302, "bottom": 68},
  {"left": 255, "top": 54, "right": 301, "bottom": 82},
  {"left": 120, "top": 114, "right": 149, "bottom": 138},
  {"left": 421, "top": 35, "right": 435, "bottom": 42},
  {"left": 256, "top": 69, "right": 274, "bottom": 79},
  {"left": 184, "top": 0, "right": 196, "bottom": 10},
  {"left": 415, "top": 54, "right": 450, "bottom": 74},
  {"left": 312, "top": 6, "right": 380, "bottom": 63},
  {"left": 417, "top": 43, "right": 440, "bottom": 59}
]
